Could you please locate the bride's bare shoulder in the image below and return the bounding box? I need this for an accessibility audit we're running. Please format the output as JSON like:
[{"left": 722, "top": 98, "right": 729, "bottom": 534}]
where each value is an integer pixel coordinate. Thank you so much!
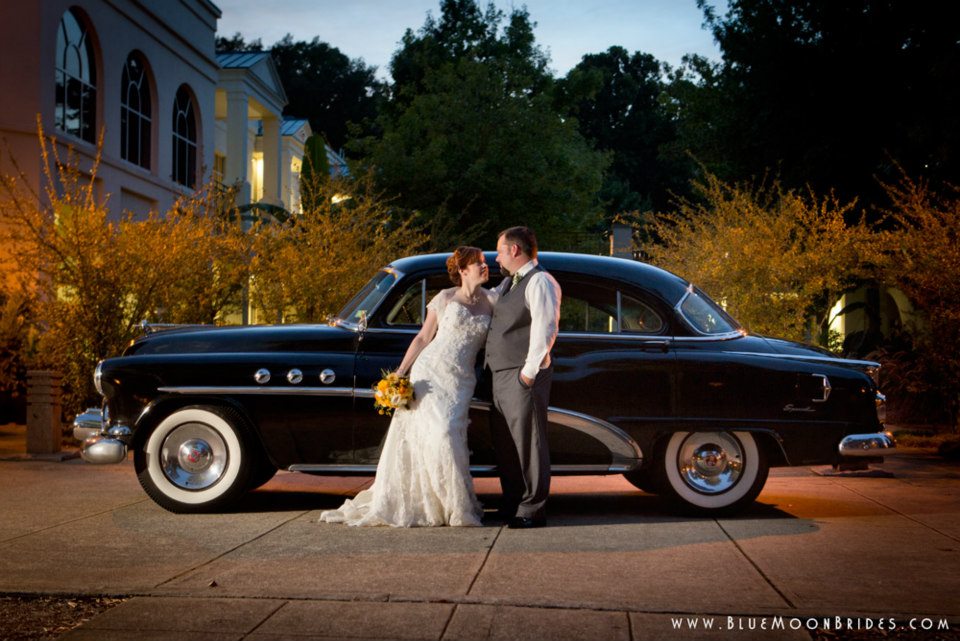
[{"left": 483, "top": 287, "right": 500, "bottom": 305}]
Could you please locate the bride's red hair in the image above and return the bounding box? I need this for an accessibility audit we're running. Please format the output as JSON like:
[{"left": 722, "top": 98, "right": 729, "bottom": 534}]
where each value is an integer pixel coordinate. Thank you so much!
[{"left": 446, "top": 246, "right": 482, "bottom": 285}]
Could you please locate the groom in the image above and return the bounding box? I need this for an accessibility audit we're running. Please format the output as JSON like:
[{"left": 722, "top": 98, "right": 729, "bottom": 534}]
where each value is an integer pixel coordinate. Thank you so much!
[{"left": 485, "top": 226, "right": 561, "bottom": 529}]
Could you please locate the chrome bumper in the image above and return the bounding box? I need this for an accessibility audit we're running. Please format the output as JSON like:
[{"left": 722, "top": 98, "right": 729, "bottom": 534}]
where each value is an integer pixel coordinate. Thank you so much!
[
  {"left": 72, "top": 408, "right": 131, "bottom": 464},
  {"left": 838, "top": 431, "right": 897, "bottom": 457}
]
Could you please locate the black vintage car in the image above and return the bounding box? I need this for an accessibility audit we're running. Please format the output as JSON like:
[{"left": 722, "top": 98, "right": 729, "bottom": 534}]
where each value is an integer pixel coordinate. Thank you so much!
[{"left": 74, "top": 252, "right": 894, "bottom": 515}]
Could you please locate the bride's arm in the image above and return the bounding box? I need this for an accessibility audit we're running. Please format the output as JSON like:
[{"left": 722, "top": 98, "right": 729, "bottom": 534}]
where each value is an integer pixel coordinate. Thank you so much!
[
  {"left": 395, "top": 307, "right": 440, "bottom": 377},
  {"left": 484, "top": 287, "right": 500, "bottom": 308}
]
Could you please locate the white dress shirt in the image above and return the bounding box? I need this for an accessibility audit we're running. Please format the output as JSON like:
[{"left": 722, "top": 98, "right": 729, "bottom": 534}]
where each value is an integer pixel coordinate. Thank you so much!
[{"left": 505, "top": 260, "right": 562, "bottom": 380}]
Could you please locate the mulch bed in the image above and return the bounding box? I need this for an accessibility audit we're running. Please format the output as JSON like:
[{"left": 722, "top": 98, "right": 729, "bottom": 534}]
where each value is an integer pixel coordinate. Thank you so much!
[{"left": 0, "top": 595, "right": 125, "bottom": 640}]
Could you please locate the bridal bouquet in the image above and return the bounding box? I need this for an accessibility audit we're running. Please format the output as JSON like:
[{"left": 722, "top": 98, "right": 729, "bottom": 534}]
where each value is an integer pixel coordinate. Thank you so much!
[{"left": 373, "top": 371, "right": 414, "bottom": 415}]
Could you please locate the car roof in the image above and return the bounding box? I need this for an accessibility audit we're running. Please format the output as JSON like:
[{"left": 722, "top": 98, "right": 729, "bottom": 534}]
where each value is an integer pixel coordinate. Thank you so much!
[{"left": 388, "top": 251, "right": 691, "bottom": 303}]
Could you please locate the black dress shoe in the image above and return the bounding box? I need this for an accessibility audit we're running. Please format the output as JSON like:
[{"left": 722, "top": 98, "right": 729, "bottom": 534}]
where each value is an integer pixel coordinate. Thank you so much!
[{"left": 508, "top": 516, "right": 546, "bottom": 529}]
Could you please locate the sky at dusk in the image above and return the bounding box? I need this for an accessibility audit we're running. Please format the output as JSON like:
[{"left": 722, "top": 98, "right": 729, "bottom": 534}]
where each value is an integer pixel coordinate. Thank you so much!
[{"left": 215, "top": 0, "right": 726, "bottom": 80}]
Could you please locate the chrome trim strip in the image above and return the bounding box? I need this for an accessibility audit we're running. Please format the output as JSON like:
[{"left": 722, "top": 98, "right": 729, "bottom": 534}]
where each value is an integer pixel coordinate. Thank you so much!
[
  {"left": 288, "top": 464, "right": 378, "bottom": 473},
  {"left": 346, "top": 327, "right": 744, "bottom": 342},
  {"left": 616, "top": 290, "right": 622, "bottom": 333},
  {"left": 547, "top": 408, "right": 643, "bottom": 468},
  {"left": 726, "top": 351, "right": 880, "bottom": 369},
  {"left": 358, "top": 327, "right": 420, "bottom": 335},
  {"left": 420, "top": 278, "right": 427, "bottom": 324},
  {"left": 158, "top": 386, "right": 356, "bottom": 397},
  {"left": 668, "top": 332, "right": 745, "bottom": 342},
  {"left": 287, "top": 463, "right": 633, "bottom": 474}
]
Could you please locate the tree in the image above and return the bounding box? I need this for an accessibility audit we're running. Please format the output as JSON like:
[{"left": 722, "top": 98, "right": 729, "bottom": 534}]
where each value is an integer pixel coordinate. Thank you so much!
[
  {"left": 361, "top": 0, "right": 607, "bottom": 250},
  {"left": 691, "top": 0, "right": 960, "bottom": 207},
  {"left": 216, "top": 33, "right": 384, "bottom": 152},
  {"left": 299, "top": 134, "right": 330, "bottom": 213},
  {"left": 556, "top": 47, "right": 686, "bottom": 219}
]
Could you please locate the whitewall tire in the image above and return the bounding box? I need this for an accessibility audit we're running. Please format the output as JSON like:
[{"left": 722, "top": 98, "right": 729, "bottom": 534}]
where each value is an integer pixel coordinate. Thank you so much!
[
  {"left": 135, "top": 406, "right": 252, "bottom": 513},
  {"left": 658, "top": 431, "right": 768, "bottom": 515}
]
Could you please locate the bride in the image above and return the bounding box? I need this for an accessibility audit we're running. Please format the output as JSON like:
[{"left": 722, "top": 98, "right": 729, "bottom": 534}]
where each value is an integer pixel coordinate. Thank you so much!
[{"left": 319, "top": 246, "right": 496, "bottom": 527}]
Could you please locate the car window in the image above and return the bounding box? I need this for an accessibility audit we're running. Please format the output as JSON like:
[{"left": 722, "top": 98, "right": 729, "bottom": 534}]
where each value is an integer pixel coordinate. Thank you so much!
[
  {"left": 557, "top": 280, "right": 617, "bottom": 333},
  {"left": 620, "top": 294, "right": 664, "bottom": 334},
  {"left": 679, "top": 288, "right": 738, "bottom": 335},
  {"left": 384, "top": 276, "right": 449, "bottom": 326},
  {"left": 337, "top": 270, "right": 398, "bottom": 324}
]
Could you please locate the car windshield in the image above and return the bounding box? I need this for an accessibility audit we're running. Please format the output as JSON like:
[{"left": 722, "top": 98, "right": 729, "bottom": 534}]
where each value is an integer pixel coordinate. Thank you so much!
[
  {"left": 335, "top": 269, "right": 399, "bottom": 325},
  {"left": 678, "top": 287, "right": 740, "bottom": 335}
]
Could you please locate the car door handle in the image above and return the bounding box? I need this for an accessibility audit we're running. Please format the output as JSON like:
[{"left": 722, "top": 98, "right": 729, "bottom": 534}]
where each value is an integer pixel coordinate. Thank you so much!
[{"left": 640, "top": 340, "right": 670, "bottom": 351}]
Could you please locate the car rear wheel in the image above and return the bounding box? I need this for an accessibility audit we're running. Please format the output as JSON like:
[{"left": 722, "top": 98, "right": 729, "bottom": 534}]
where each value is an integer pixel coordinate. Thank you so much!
[
  {"left": 135, "top": 406, "right": 252, "bottom": 513},
  {"left": 657, "top": 431, "right": 768, "bottom": 515}
]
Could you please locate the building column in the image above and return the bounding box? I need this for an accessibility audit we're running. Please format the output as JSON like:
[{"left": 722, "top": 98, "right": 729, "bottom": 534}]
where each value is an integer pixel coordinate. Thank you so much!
[
  {"left": 225, "top": 90, "right": 251, "bottom": 205},
  {"left": 261, "top": 117, "right": 282, "bottom": 206}
]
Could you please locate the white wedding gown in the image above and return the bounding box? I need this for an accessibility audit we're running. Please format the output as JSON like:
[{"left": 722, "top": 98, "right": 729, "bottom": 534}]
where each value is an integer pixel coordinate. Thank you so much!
[{"left": 319, "top": 291, "right": 488, "bottom": 527}]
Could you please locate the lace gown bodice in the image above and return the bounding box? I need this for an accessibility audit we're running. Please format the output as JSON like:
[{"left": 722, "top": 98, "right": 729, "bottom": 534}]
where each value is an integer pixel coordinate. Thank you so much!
[{"left": 319, "top": 291, "right": 490, "bottom": 527}]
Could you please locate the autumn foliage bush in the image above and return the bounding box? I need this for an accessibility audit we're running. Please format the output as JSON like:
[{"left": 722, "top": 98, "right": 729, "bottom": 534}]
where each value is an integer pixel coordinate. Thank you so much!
[
  {"left": 637, "top": 171, "right": 881, "bottom": 344},
  {"left": 634, "top": 168, "right": 959, "bottom": 429},
  {"left": 875, "top": 174, "right": 960, "bottom": 428},
  {"left": 0, "top": 130, "right": 424, "bottom": 416}
]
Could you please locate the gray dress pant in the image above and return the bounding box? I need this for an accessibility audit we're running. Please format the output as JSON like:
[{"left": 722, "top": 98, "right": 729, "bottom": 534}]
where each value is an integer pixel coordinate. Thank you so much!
[{"left": 490, "top": 366, "right": 552, "bottom": 519}]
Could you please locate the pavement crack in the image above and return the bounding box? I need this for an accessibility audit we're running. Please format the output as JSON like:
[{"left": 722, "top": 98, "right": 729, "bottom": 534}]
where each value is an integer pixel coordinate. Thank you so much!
[
  {"left": 241, "top": 599, "right": 289, "bottom": 640},
  {"left": 834, "top": 480, "right": 960, "bottom": 544},
  {"left": 715, "top": 519, "right": 796, "bottom": 609},
  {"left": 465, "top": 525, "right": 504, "bottom": 596},
  {"left": 153, "top": 510, "right": 309, "bottom": 589},
  {"left": 439, "top": 602, "right": 459, "bottom": 640},
  {"left": 0, "top": 499, "right": 149, "bottom": 548}
]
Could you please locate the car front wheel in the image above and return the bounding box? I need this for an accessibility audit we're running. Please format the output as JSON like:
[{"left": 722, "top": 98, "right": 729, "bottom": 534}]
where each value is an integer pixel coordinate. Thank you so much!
[
  {"left": 135, "top": 406, "right": 252, "bottom": 513},
  {"left": 657, "top": 431, "right": 768, "bottom": 515}
]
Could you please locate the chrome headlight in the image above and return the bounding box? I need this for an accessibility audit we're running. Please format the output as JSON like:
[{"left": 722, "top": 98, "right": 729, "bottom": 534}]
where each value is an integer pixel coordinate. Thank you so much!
[
  {"left": 94, "top": 361, "right": 104, "bottom": 396},
  {"left": 875, "top": 391, "right": 886, "bottom": 425}
]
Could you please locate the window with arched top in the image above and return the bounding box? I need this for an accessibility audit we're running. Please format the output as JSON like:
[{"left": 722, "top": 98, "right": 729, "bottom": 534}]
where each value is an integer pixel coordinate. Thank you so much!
[
  {"left": 55, "top": 8, "right": 97, "bottom": 142},
  {"left": 172, "top": 85, "right": 197, "bottom": 188},
  {"left": 120, "top": 52, "right": 151, "bottom": 169}
]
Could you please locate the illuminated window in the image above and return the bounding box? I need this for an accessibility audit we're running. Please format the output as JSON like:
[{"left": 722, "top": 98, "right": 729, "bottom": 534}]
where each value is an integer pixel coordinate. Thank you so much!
[
  {"left": 54, "top": 8, "right": 97, "bottom": 142},
  {"left": 120, "top": 53, "right": 151, "bottom": 168},
  {"left": 172, "top": 85, "right": 197, "bottom": 188}
]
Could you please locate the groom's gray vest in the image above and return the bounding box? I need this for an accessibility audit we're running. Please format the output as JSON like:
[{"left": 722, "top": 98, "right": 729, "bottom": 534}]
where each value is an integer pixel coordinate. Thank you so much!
[{"left": 485, "top": 265, "right": 546, "bottom": 372}]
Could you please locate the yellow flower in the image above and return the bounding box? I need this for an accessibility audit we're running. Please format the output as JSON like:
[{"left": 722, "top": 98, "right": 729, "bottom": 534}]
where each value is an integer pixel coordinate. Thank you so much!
[{"left": 372, "top": 370, "right": 414, "bottom": 415}]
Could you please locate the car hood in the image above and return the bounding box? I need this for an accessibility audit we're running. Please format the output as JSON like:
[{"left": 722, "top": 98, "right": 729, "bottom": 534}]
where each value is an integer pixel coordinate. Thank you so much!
[{"left": 124, "top": 324, "right": 357, "bottom": 356}]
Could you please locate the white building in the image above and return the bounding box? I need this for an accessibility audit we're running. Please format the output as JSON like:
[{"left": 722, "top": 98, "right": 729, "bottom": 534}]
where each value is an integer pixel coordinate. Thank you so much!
[
  {"left": 0, "top": 1, "right": 336, "bottom": 225},
  {"left": 0, "top": 1, "right": 221, "bottom": 218}
]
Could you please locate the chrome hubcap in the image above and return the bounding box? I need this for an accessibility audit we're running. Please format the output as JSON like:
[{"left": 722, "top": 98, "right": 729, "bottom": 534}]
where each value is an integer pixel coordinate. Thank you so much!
[
  {"left": 677, "top": 432, "right": 744, "bottom": 494},
  {"left": 160, "top": 422, "right": 227, "bottom": 490}
]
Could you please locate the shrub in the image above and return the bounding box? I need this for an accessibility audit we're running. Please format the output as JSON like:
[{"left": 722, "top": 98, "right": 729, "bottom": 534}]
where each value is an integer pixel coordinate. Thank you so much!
[{"left": 636, "top": 171, "right": 881, "bottom": 344}]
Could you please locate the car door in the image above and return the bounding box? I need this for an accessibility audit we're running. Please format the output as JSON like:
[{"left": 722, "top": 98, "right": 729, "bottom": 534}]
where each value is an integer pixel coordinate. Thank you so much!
[
  {"left": 350, "top": 272, "right": 494, "bottom": 465},
  {"left": 548, "top": 274, "right": 677, "bottom": 469}
]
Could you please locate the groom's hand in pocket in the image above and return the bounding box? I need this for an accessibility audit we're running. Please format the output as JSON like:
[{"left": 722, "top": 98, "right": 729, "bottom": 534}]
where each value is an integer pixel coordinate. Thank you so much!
[{"left": 519, "top": 372, "right": 534, "bottom": 388}]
